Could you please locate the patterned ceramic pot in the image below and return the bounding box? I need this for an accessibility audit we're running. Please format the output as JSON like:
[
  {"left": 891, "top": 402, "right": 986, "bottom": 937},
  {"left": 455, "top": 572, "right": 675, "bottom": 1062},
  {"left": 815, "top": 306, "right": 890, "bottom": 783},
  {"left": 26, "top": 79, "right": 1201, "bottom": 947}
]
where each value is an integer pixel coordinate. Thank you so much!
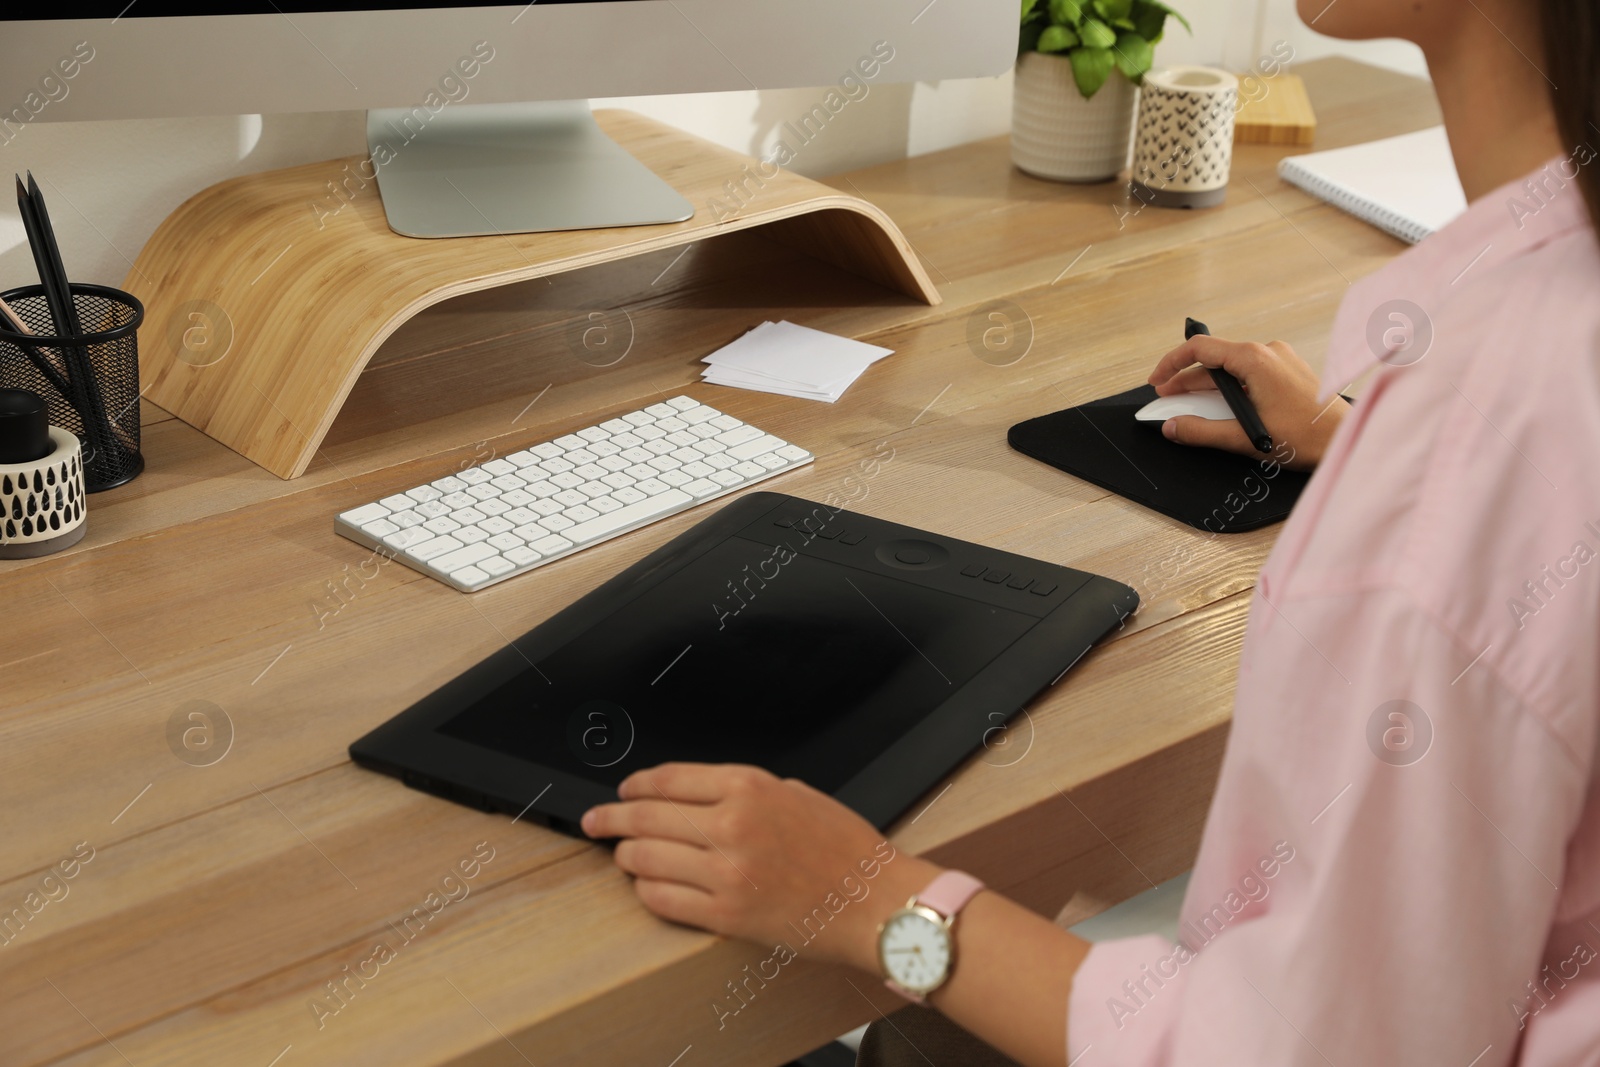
[{"left": 1129, "top": 65, "right": 1239, "bottom": 208}]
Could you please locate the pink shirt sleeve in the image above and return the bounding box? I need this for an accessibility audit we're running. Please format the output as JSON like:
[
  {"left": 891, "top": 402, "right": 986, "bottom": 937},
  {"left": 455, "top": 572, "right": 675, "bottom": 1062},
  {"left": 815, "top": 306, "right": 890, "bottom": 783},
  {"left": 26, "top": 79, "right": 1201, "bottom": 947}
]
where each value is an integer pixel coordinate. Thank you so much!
[{"left": 1067, "top": 586, "right": 1590, "bottom": 1066}]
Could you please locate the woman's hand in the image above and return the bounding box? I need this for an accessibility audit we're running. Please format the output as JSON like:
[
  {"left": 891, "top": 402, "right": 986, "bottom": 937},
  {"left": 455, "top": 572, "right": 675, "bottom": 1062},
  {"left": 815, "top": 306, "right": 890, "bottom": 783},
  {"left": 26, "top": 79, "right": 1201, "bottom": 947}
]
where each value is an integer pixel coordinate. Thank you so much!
[
  {"left": 1147, "top": 335, "right": 1348, "bottom": 470},
  {"left": 582, "top": 763, "right": 941, "bottom": 974}
]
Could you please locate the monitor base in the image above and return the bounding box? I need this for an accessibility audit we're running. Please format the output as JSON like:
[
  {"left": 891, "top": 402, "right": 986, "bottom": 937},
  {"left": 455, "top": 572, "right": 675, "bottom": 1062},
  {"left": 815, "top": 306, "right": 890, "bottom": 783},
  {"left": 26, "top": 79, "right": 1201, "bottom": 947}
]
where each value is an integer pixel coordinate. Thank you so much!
[{"left": 367, "top": 101, "right": 695, "bottom": 238}]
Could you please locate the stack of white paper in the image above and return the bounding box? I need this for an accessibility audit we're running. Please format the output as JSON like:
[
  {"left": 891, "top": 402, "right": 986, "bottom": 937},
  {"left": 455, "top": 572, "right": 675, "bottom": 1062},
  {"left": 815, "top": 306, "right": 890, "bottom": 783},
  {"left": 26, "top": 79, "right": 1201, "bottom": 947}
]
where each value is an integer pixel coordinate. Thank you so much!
[{"left": 700, "top": 320, "right": 894, "bottom": 403}]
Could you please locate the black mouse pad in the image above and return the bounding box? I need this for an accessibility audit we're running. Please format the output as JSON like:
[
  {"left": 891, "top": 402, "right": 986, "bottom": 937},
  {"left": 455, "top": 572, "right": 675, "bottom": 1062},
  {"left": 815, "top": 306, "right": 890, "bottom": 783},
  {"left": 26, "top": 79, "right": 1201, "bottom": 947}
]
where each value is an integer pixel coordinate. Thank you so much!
[{"left": 1008, "top": 384, "right": 1310, "bottom": 533}]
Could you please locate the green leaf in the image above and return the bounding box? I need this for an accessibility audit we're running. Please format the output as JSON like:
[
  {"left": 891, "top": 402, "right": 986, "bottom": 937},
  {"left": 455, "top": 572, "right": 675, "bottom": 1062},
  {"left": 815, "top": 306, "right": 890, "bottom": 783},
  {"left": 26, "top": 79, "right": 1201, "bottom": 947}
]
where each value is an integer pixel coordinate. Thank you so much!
[
  {"left": 1021, "top": 0, "right": 1040, "bottom": 20},
  {"left": 1019, "top": 19, "right": 1045, "bottom": 52},
  {"left": 1094, "top": 0, "right": 1134, "bottom": 20},
  {"left": 1111, "top": 32, "right": 1154, "bottom": 81},
  {"left": 1078, "top": 17, "right": 1117, "bottom": 47},
  {"left": 1111, "top": 16, "right": 1137, "bottom": 29},
  {"left": 1130, "top": 0, "right": 1190, "bottom": 40},
  {"left": 1048, "top": 0, "right": 1084, "bottom": 26},
  {"left": 1069, "top": 46, "right": 1116, "bottom": 97},
  {"left": 1037, "top": 23, "right": 1080, "bottom": 51}
]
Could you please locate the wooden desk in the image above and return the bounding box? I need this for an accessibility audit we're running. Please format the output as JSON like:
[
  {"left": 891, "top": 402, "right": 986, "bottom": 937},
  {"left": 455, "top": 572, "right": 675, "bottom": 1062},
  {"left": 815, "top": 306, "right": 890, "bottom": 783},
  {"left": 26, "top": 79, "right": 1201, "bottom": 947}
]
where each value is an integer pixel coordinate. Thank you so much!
[{"left": 0, "top": 58, "right": 1437, "bottom": 1067}]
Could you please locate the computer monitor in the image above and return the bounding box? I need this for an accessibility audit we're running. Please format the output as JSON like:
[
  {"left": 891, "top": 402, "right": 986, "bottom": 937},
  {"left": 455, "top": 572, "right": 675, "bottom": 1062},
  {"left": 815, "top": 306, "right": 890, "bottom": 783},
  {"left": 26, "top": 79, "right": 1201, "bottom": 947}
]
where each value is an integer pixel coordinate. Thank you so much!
[{"left": 1, "top": 3, "right": 1016, "bottom": 236}]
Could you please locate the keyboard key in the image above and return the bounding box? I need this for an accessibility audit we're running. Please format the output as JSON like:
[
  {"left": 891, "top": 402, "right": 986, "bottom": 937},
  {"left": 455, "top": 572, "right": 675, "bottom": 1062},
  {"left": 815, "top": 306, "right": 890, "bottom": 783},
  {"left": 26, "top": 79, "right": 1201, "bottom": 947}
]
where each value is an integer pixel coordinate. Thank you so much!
[
  {"left": 479, "top": 516, "right": 514, "bottom": 535},
  {"left": 613, "top": 486, "right": 647, "bottom": 504},
  {"left": 539, "top": 514, "right": 576, "bottom": 532},
  {"left": 775, "top": 444, "right": 811, "bottom": 462},
  {"left": 574, "top": 463, "right": 607, "bottom": 480},
  {"left": 666, "top": 396, "right": 698, "bottom": 411},
  {"left": 382, "top": 527, "right": 434, "bottom": 551},
  {"left": 481, "top": 459, "right": 516, "bottom": 477},
  {"left": 531, "top": 442, "right": 565, "bottom": 459},
  {"left": 474, "top": 498, "right": 510, "bottom": 517},
  {"left": 601, "top": 418, "right": 632, "bottom": 434},
  {"left": 379, "top": 494, "right": 414, "bottom": 511},
  {"left": 754, "top": 452, "right": 787, "bottom": 470},
  {"left": 433, "top": 542, "right": 497, "bottom": 573},
  {"left": 659, "top": 469, "right": 692, "bottom": 487},
  {"left": 689, "top": 424, "right": 720, "bottom": 440},
  {"left": 501, "top": 489, "right": 535, "bottom": 507},
  {"left": 577, "top": 426, "right": 609, "bottom": 442},
  {"left": 665, "top": 430, "right": 699, "bottom": 447},
  {"left": 407, "top": 485, "right": 442, "bottom": 504},
  {"left": 424, "top": 516, "right": 462, "bottom": 535},
  {"left": 696, "top": 436, "right": 727, "bottom": 454},
  {"left": 467, "top": 484, "right": 501, "bottom": 501},
  {"left": 705, "top": 454, "right": 737, "bottom": 471},
  {"left": 457, "top": 469, "right": 491, "bottom": 486},
  {"left": 456, "top": 526, "right": 489, "bottom": 545},
  {"left": 602, "top": 472, "right": 635, "bottom": 489},
  {"left": 667, "top": 448, "right": 702, "bottom": 465},
  {"left": 565, "top": 488, "right": 693, "bottom": 543},
  {"left": 506, "top": 450, "right": 542, "bottom": 469},
  {"left": 564, "top": 504, "right": 600, "bottom": 523},
  {"left": 525, "top": 480, "right": 559, "bottom": 499},
  {"left": 340, "top": 502, "right": 390, "bottom": 526},
  {"left": 452, "top": 506, "right": 487, "bottom": 525},
  {"left": 679, "top": 407, "right": 717, "bottom": 426},
  {"left": 550, "top": 472, "right": 584, "bottom": 489},
  {"left": 578, "top": 481, "right": 611, "bottom": 499},
  {"left": 430, "top": 475, "right": 468, "bottom": 493},
  {"left": 530, "top": 534, "right": 575, "bottom": 555},
  {"left": 598, "top": 455, "right": 631, "bottom": 472},
  {"left": 636, "top": 478, "right": 671, "bottom": 496},
  {"left": 645, "top": 402, "right": 675, "bottom": 418},
  {"left": 452, "top": 565, "right": 490, "bottom": 587},
  {"left": 566, "top": 448, "right": 598, "bottom": 466},
  {"left": 479, "top": 556, "right": 515, "bottom": 577},
  {"left": 505, "top": 546, "right": 542, "bottom": 566},
  {"left": 554, "top": 489, "right": 589, "bottom": 507},
  {"left": 644, "top": 439, "right": 676, "bottom": 456},
  {"left": 391, "top": 510, "right": 425, "bottom": 529},
  {"left": 554, "top": 434, "right": 586, "bottom": 450},
  {"left": 363, "top": 518, "right": 399, "bottom": 537},
  {"left": 714, "top": 425, "right": 763, "bottom": 448},
  {"left": 590, "top": 495, "right": 623, "bottom": 513},
  {"left": 623, "top": 411, "right": 653, "bottom": 426},
  {"left": 441, "top": 491, "right": 475, "bottom": 509},
  {"left": 490, "top": 474, "right": 526, "bottom": 491},
  {"left": 633, "top": 425, "right": 665, "bottom": 441},
  {"left": 683, "top": 461, "right": 715, "bottom": 478},
  {"left": 415, "top": 499, "right": 450, "bottom": 519},
  {"left": 732, "top": 462, "right": 766, "bottom": 479},
  {"left": 710, "top": 414, "right": 742, "bottom": 430},
  {"left": 529, "top": 499, "right": 565, "bottom": 517},
  {"left": 541, "top": 458, "right": 575, "bottom": 475},
  {"left": 408, "top": 535, "right": 463, "bottom": 562},
  {"left": 620, "top": 447, "right": 653, "bottom": 463},
  {"left": 682, "top": 478, "right": 720, "bottom": 498},
  {"left": 590, "top": 440, "right": 621, "bottom": 457},
  {"left": 657, "top": 416, "right": 688, "bottom": 433},
  {"left": 710, "top": 470, "right": 744, "bottom": 487},
  {"left": 625, "top": 463, "right": 657, "bottom": 480},
  {"left": 513, "top": 523, "right": 548, "bottom": 541},
  {"left": 503, "top": 507, "right": 538, "bottom": 526},
  {"left": 728, "top": 434, "right": 787, "bottom": 461}
]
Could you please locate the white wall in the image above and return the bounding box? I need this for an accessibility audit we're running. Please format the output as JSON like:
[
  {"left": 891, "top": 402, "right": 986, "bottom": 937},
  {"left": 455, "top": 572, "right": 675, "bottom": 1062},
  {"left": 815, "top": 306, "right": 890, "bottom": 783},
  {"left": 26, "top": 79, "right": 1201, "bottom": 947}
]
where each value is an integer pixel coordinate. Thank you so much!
[{"left": 1, "top": 0, "right": 1427, "bottom": 289}]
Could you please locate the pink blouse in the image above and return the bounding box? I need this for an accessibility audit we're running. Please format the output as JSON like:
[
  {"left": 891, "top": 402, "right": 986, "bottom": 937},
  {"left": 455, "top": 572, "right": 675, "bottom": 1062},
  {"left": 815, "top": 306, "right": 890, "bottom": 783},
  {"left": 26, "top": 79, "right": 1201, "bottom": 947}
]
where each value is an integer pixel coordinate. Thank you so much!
[{"left": 1068, "top": 155, "right": 1600, "bottom": 1066}]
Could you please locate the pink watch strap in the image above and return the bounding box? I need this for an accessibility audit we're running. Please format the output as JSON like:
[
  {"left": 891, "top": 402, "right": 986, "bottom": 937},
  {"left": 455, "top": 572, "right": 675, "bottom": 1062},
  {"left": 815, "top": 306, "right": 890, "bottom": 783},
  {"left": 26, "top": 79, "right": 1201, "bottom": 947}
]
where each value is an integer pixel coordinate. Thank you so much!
[{"left": 916, "top": 869, "right": 985, "bottom": 918}]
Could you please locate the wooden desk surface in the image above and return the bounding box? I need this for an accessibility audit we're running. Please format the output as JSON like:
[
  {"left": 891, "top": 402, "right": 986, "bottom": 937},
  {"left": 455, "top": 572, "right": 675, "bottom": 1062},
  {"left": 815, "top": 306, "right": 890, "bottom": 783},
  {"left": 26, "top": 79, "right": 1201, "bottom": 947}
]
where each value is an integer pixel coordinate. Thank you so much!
[{"left": 1, "top": 58, "right": 1438, "bottom": 1067}]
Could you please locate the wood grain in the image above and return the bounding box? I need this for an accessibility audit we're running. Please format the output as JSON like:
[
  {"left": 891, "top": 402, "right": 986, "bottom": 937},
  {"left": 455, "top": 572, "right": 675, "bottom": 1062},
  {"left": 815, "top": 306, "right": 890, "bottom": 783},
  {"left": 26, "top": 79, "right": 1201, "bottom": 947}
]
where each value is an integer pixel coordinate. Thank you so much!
[
  {"left": 0, "top": 59, "right": 1439, "bottom": 1067},
  {"left": 126, "top": 111, "right": 940, "bottom": 480}
]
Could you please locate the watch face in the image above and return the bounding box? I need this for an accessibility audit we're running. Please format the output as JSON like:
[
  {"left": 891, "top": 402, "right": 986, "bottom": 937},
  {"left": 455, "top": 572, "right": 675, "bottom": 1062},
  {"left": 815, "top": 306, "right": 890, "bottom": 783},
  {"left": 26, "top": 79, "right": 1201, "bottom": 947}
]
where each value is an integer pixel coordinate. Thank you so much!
[{"left": 879, "top": 907, "right": 951, "bottom": 993}]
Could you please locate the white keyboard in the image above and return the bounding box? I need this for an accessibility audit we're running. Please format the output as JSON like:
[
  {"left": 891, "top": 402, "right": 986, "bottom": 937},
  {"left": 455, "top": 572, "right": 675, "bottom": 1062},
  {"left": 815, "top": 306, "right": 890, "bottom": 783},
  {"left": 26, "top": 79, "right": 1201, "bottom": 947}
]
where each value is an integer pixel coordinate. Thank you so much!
[{"left": 335, "top": 396, "right": 813, "bottom": 592}]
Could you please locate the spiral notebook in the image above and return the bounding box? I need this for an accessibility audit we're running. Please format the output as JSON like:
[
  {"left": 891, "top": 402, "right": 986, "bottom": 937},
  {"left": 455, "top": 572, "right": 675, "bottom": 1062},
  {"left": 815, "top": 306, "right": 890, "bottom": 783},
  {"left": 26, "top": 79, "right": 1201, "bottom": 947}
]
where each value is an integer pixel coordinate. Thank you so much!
[{"left": 1277, "top": 126, "right": 1466, "bottom": 244}]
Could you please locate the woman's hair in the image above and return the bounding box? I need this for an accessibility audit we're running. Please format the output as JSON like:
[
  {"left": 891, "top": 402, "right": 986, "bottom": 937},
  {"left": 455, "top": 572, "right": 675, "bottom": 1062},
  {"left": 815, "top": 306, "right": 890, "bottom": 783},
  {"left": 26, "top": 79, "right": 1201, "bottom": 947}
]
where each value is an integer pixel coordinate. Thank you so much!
[{"left": 1540, "top": 0, "right": 1599, "bottom": 228}]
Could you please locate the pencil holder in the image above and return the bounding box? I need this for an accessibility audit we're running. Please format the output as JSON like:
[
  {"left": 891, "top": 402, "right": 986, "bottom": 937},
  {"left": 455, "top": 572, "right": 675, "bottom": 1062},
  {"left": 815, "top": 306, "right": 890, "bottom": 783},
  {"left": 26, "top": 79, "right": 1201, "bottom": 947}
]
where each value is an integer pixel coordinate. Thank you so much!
[
  {"left": 1130, "top": 66, "right": 1238, "bottom": 208},
  {"left": 0, "top": 283, "right": 145, "bottom": 492}
]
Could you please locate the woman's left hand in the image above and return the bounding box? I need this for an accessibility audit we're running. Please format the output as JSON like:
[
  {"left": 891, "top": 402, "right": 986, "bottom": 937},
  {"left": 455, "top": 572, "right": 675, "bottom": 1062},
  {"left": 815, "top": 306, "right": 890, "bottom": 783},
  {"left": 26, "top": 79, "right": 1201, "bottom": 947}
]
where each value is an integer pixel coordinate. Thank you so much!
[{"left": 582, "top": 762, "right": 939, "bottom": 974}]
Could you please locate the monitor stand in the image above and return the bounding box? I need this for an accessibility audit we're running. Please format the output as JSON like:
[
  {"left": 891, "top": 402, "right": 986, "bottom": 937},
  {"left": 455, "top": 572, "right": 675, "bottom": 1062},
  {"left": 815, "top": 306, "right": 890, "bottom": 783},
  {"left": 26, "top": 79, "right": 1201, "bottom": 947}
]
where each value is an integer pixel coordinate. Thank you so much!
[{"left": 367, "top": 100, "right": 695, "bottom": 238}]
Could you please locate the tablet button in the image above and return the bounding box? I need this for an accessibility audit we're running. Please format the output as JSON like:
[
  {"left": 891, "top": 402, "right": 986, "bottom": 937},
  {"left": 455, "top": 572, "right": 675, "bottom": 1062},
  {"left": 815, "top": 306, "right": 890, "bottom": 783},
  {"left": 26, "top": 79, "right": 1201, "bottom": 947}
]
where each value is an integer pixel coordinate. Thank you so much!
[
  {"left": 816, "top": 527, "right": 841, "bottom": 540},
  {"left": 983, "top": 570, "right": 1010, "bottom": 584},
  {"left": 1007, "top": 575, "right": 1033, "bottom": 590},
  {"left": 774, "top": 517, "right": 795, "bottom": 528},
  {"left": 839, "top": 531, "right": 865, "bottom": 545},
  {"left": 960, "top": 564, "right": 986, "bottom": 578},
  {"left": 1031, "top": 582, "right": 1057, "bottom": 596},
  {"left": 875, "top": 539, "right": 950, "bottom": 569}
]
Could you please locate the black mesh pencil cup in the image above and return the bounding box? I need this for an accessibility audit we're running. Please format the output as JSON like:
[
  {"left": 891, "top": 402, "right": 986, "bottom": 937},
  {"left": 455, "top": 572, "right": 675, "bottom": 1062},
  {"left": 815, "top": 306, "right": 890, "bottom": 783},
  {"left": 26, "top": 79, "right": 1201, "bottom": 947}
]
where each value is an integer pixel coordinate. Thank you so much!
[{"left": 0, "top": 283, "right": 145, "bottom": 491}]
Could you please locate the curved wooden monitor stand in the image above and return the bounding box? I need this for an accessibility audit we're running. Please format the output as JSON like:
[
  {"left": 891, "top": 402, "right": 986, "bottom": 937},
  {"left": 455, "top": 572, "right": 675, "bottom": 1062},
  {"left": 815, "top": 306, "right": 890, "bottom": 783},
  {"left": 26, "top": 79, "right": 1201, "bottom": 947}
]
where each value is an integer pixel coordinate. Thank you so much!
[{"left": 125, "top": 110, "right": 940, "bottom": 481}]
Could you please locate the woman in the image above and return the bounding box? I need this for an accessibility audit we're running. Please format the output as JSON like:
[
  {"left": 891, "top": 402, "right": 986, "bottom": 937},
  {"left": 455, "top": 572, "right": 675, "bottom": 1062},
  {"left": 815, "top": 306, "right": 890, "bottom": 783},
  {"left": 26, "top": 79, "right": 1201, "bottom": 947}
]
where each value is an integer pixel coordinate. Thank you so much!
[{"left": 582, "top": 0, "right": 1600, "bottom": 1062}]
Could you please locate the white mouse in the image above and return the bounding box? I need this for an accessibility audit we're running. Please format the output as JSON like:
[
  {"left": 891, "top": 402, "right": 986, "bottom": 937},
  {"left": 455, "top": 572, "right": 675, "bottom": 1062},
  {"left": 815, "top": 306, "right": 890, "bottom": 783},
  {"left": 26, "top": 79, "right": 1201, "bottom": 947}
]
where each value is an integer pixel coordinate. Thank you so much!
[{"left": 1135, "top": 389, "right": 1236, "bottom": 422}]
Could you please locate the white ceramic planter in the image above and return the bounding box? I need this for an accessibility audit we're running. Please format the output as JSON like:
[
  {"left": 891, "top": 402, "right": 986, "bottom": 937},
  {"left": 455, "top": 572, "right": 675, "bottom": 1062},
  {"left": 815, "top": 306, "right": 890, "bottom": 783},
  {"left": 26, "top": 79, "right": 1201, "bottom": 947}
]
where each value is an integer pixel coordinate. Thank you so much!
[{"left": 1011, "top": 51, "right": 1139, "bottom": 182}]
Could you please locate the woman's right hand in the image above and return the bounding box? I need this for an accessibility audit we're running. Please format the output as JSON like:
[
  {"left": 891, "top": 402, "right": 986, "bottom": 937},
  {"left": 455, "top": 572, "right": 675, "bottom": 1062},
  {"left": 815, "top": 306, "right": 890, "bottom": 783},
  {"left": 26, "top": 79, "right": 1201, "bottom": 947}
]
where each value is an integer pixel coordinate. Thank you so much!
[{"left": 1147, "top": 335, "right": 1347, "bottom": 471}]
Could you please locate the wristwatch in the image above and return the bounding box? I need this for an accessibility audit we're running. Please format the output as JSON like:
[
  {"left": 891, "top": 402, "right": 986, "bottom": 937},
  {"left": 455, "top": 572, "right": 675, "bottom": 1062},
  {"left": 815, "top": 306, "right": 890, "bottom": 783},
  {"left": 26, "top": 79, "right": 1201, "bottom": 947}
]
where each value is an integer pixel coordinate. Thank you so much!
[{"left": 876, "top": 870, "right": 985, "bottom": 1002}]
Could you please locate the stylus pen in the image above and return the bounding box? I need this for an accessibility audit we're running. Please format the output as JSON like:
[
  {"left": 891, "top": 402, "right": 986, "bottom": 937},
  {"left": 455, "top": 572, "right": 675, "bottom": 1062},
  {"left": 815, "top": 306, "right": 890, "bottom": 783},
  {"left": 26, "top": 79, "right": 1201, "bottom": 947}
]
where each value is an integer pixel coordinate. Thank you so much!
[{"left": 1185, "top": 316, "right": 1272, "bottom": 454}]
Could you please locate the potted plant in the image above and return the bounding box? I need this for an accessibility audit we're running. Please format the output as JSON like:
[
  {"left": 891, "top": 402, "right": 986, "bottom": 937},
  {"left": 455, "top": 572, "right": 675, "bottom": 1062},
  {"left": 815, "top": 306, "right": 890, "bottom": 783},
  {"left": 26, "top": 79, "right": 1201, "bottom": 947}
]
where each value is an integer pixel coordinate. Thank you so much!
[{"left": 1012, "top": 0, "right": 1190, "bottom": 182}]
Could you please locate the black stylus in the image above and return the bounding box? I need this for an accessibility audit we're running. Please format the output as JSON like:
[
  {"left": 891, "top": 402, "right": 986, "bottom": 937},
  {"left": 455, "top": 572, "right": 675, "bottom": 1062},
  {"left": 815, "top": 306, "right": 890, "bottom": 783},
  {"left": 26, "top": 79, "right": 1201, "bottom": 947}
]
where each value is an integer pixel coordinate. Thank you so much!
[{"left": 1185, "top": 317, "right": 1272, "bottom": 454}]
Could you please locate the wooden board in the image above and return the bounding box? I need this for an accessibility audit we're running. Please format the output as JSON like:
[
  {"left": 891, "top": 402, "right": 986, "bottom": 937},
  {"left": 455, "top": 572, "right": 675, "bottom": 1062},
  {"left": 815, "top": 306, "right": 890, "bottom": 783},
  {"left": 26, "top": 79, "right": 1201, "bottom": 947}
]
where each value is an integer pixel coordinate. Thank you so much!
[
  {"left": 1235, "top": 72, "right": 1318, "bottom": 145},
  {"left": 125, "top": 111, "right": 940, "bottom": 481}
]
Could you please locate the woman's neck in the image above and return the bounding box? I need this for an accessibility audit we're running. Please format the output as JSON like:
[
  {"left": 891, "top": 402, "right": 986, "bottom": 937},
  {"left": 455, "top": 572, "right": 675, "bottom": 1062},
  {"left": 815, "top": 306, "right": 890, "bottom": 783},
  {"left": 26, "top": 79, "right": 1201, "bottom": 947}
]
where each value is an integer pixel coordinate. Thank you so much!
[{"left": 1423, "top": 13, "right": 1566, "bottom": 202}]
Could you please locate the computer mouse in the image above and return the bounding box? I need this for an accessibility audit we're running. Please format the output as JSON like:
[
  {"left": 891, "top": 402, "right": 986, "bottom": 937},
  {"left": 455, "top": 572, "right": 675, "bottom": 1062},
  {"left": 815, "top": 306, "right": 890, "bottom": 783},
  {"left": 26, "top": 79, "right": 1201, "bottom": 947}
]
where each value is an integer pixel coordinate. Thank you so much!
[{"left": 1135, "top": 390, "right": 1236, "bottom": 422}]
